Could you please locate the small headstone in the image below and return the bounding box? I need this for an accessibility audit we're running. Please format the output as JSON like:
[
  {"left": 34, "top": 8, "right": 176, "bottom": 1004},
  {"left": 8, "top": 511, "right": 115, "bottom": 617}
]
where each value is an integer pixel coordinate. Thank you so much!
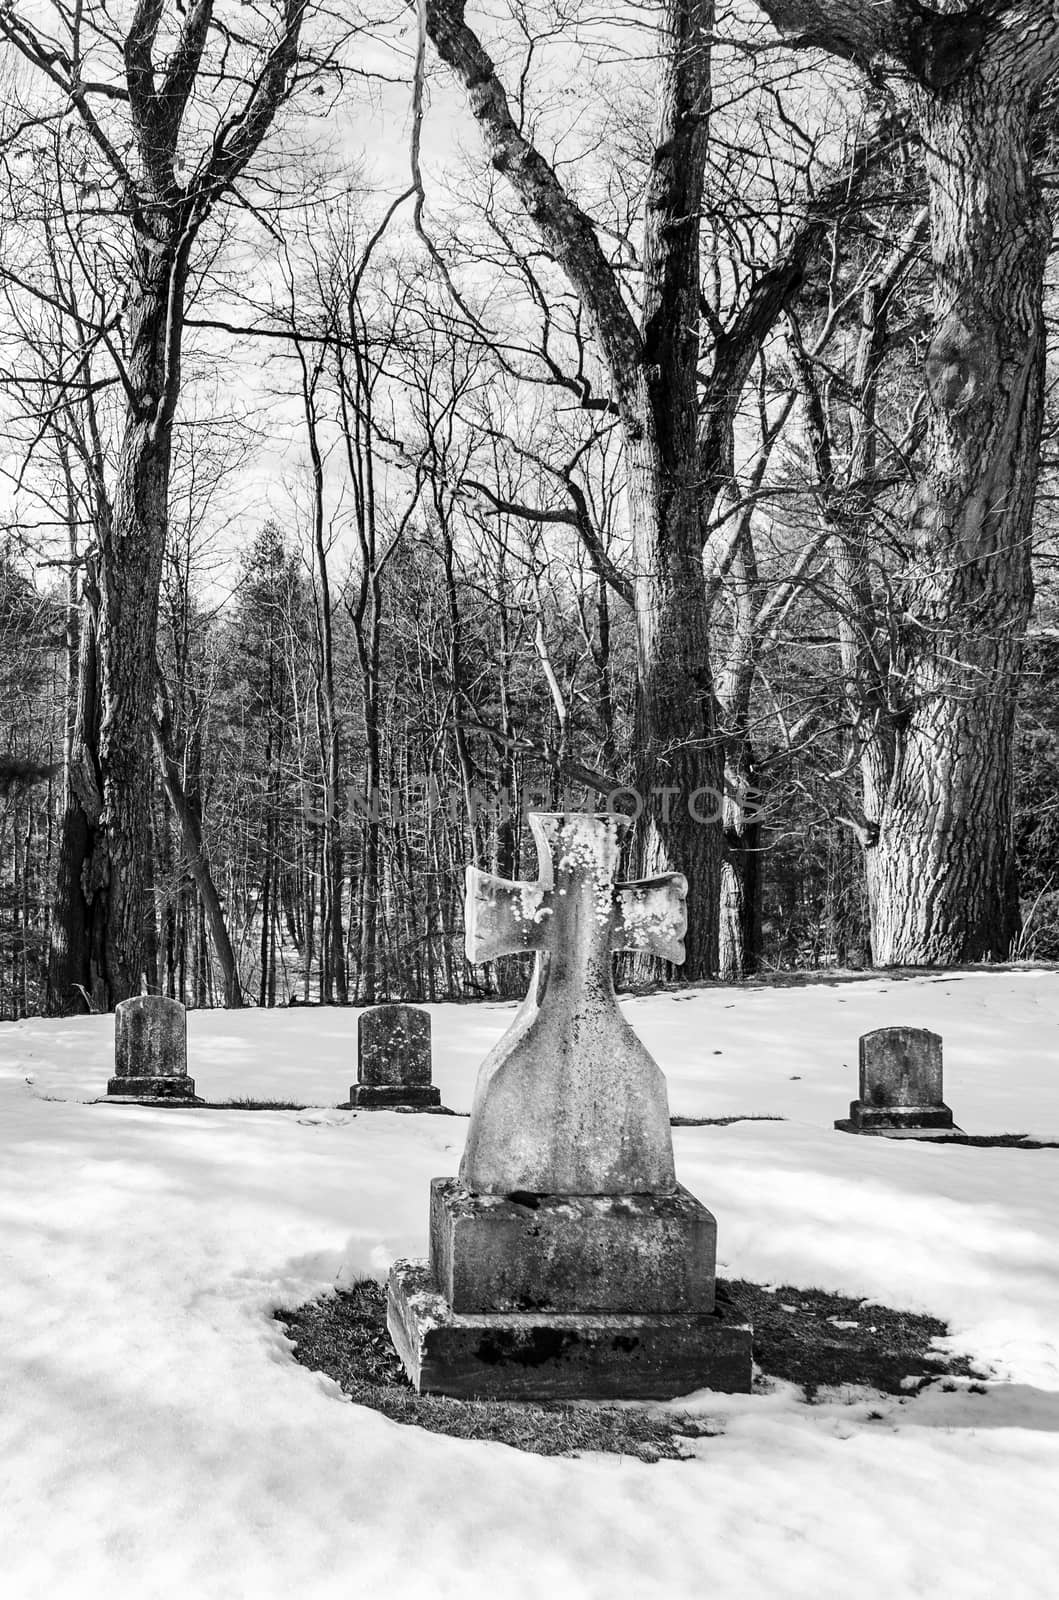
[
  {"left": 350, "top": 1004, "right": 440, "bottom": 1109},
  {"left": 386, "top": 812, "right": 753, "bottom": 1399},
  {"left": 836, "top": 1026, "right": 955, "bottom": 1135},
  {"left": 107, "top": 996, "right": 197, "bottom": 1102}
]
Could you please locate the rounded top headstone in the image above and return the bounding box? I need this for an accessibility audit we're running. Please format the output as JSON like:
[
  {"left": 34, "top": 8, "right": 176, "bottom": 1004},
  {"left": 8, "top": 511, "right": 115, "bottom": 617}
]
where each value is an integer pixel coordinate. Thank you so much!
[
  {"left": 113, "top": 994, "right": 188, "bottom": 1080},
  {"left": 357, "top": 1003, "right": 432, "bottom": 1087}
]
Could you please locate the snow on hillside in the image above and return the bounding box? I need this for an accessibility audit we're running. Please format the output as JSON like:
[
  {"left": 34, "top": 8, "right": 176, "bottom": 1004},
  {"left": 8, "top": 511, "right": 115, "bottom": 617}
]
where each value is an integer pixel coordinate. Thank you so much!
[{"left": 2, "top": 970, "right": 1058, "bottom": 1599}]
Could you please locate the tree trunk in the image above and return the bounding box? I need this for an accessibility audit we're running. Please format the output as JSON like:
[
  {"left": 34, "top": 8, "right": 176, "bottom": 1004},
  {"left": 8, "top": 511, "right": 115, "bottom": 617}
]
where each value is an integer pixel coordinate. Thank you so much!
[
  {"left": 425, "top": 0, "right": 724, "bottom": 978},
  {"left": 626, "top": 2, "right": 721, "bottom": 981},
  {"left": 627, "top": 442, "right": 721, "bottom": 979},
  {"left": 716, "top": 513, "right": 765, "bottom": 981},
  {"left": 301, "top": 340, "right": 348, "bottom": 1006},
  {"left": 90, "top": 239, "right": 184, "bottom": 1004},
  {"left": 594, "top": 573, "right": 617, "bottom": 776},
  {"left": 755, "top": 0, "right": 1059, "bottom": 966},
  {"left": 258, "top": 842, "right": 271, "bottom": 1009},
  {"left": 48, "top": 564, "right": 101, "bottom": 1013},
  {"left": 357, "top": 672, "right": 382, "bottom": 1006},
  {"left": 151, "top": 711, "right": 244, "bottom": 1007},
  {"left": 865, "top": 664, "right": 1025, "bottom": 963},
  {"left": 864, "top": 73, "right": 1047, "bottom": 963},
  {"left": 719, "top": 741, "right": 763, "bottom": 981}
]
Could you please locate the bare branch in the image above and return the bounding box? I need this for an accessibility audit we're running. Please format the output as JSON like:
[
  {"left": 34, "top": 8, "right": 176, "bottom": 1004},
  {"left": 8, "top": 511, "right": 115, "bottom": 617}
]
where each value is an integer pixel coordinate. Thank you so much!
[{"left": 423, "top": 0, "right": 644, "bottom": 419}]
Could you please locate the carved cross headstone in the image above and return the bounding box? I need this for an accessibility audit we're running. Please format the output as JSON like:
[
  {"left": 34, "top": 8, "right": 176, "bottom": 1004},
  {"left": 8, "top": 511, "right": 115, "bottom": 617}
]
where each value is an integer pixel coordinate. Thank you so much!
[
  {"left": 460, "top": 811, "right": 687, "bottom": 1195},
  {"left": 386, "top": 809, "right": 754, "bottom": 1400},
  {"left": 107, "top": 996, "right": 196, "bottom": 1101}
]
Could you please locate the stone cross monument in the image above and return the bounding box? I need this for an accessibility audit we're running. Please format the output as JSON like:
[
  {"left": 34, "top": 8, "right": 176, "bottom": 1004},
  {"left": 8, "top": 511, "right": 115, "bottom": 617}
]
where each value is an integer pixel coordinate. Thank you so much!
[
  {"left": 461, "top": 810, "right": 685, "bottom": 1195},
  {"left": 386, "top": 813, "right": 752, "bottom": 1399}
]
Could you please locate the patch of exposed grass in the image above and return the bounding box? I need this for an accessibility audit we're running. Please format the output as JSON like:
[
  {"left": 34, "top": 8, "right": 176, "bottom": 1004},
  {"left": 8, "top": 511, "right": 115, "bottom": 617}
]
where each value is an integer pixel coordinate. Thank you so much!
[
  {"left": 203, "top": 1097, "right": 313, "bottom": 1111},
  {"left": 670, "top": 1114, "right": 786, "bottom": 1127},
  {"left": 896, "top": 1133, "right": 1059, "bottom": 1148},
  {"left": 276, "top": 1275, "right": 984, "bottom": 1458},
  {"left": 277, "top": 1281, "right": 718, "bottom": 1462},
  {"left": 732, "top": 1279, "right": 985, "bottom": 1398}
]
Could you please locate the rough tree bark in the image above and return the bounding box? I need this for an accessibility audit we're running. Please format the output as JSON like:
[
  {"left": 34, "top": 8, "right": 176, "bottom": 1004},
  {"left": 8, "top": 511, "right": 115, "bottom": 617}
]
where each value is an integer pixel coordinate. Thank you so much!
[
  {"left": 759, "top": 0, "right": 1059, "bottom": 962},
  {"left": 49, "top": 560, "right": 105, "bottom": 1012}
]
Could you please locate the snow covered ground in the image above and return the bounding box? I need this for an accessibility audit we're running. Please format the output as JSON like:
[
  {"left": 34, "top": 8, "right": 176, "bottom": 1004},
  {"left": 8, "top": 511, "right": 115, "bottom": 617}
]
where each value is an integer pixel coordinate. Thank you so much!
[{"left": 2, "top": 970, "right": 1058, "bottom": 1599}]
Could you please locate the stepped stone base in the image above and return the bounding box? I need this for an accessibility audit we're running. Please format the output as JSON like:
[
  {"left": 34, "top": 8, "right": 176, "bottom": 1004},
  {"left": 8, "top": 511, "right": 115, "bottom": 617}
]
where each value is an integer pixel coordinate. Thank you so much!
[
  {"left": 106, "top": 1075, "right": 197, "bottom": 1102},
  {"left": 430, "top": 1178, "right": 715, "bottom": 1314},
  {"left": 349, "top": 1083, "right": 441, "bottom": 1109},
  {"left": 387, "top": 1259, "right": 753, "bottom": 1400},
  {"left": 836, "top": 1101, "right": 954, "bottom": 1135}
]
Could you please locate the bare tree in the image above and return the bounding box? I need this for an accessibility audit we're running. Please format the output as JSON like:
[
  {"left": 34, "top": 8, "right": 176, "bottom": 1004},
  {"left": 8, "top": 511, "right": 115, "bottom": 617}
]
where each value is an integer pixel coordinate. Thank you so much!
[
  {"left": 0, "top": 0, "right": 311, "bottom": 1002},
  {"left": 422, "top": 0, "right": 901, "bottom": 974},
  {"left": 419, "top": 0, "right": 731, "bottom": 974}
]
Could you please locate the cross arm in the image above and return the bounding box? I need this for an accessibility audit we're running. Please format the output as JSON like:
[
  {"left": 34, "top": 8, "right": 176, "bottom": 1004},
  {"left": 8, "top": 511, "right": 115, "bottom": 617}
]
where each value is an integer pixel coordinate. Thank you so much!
[
  {"left": 464, "top": 867, "right": 553, "bottom": 964},
  {"left": 610, "top": 873, "right": 688, "bottom": 965}
]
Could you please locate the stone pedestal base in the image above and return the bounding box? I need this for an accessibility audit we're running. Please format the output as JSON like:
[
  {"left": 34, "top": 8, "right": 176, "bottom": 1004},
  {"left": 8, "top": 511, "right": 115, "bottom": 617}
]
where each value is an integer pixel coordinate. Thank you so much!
[
  {"left": 106, "top": 1075, "right": 197, "bottom": 1102},
  {"left": 836, "top": 1101, "right": 954, "bottom": 1135},
  {"left": 349, "top": 1083, "right": 441, "bottom": 1109},
  {"left": 430, "top": 1178, "right": 715, "bottom": 1314},
  {"left": 387, "top": 1259, "right": 753, "bottom": 1400}
]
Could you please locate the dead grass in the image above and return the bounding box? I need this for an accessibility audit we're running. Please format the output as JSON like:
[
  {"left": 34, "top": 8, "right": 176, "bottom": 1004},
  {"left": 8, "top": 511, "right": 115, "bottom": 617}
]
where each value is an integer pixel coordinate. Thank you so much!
[
  {"left": 669, "top": 1114, "right": 786, "bottom": 1127},
  {"left": 277, "top": 1282, "right": 717, "bottom": 1462},
  {"left": 728, "top": 1279, "right": 984, "bottom": 1398},
  {"left": 894, "top": 1133, "right": 1059, "bottom": 1148},
  {"left": 202, "top": 1098, "right": 313, "bottom": 1111},
  {"left": 276, "top": 1275, "right": 984, "bottom": 1459}
]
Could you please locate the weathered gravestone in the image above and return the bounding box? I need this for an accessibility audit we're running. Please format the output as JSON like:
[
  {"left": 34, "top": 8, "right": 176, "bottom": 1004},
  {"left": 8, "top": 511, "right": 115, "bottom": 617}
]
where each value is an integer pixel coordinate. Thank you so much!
[
  {"left": 386, "top": 812, "right": 753, "bottom": 1399},
  {"left": 836, "top": 1026, "right": 955, "bottom": 1135},
  {"left": 106, "top": 996, "right": 197, "bottom": 1102},
  {"left": 350, "top": 1004, "right": 440, "bottom": 1109}
]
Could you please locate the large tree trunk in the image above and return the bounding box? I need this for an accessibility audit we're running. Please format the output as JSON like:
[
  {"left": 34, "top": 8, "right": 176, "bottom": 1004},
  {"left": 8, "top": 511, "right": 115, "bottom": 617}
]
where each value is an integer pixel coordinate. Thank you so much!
[
  {"left": 864, "top": 72, "right": 1047, "bottom": 963},
  {"left": 94, "top": 423, "right": 169, "bottom": 1000},
  {"left": 865, "top": 692, "right": 1022, "bottom": 963},
  {"left": 626, "top": 1, "right": 721, "bottom": 980},
  {"left": 756, "top": 0, "right": 1059, "bottom": 967},
  {"left": 627, "top": 441, "right": 721, "bottom": 978},
  {"left": 87, "top": 224, "right": 188, "bottom": 1004}
]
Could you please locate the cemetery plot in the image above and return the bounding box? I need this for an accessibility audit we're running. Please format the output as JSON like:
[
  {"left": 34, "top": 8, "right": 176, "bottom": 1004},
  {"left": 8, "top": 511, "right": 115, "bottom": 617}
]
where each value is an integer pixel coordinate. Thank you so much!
[
  {"left": 278, "top": 1275, "right": 985, "bottom": 1450},
  {"left": 3, "top": 971, "right": 1059, "bottom": 1600}
]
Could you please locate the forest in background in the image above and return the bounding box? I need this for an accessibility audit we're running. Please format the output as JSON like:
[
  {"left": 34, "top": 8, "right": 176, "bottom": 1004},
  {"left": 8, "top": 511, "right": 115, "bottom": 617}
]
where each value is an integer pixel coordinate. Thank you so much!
[{"left": 1, "top": 0, "right": 1059, "bottom": 1017}]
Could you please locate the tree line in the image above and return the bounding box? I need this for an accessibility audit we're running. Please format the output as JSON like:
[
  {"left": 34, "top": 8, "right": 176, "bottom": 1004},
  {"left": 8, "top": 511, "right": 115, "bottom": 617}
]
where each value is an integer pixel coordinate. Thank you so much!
[{"left": 1, "top": 0, "right": 1058, "bottom": 1016}]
